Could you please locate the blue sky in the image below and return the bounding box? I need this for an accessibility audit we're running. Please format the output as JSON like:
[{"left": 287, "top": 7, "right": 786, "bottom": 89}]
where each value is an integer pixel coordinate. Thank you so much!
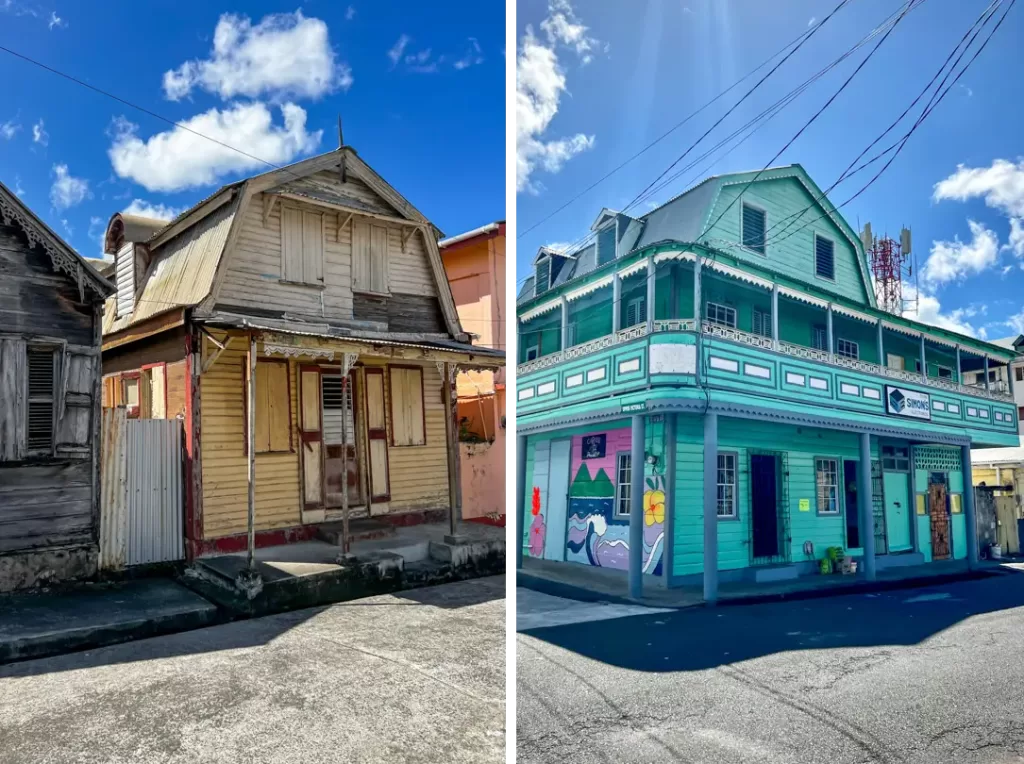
[
  {"left": 0, "top": 0, "right": 503, "bottom": 261},
  {"left": 516, "top": 0, "right": 1024, "bottom": 341}
]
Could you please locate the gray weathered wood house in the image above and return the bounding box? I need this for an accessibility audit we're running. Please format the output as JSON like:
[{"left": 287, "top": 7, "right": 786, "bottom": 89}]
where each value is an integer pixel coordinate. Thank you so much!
[{"left": 0, "top": 181, "right": 114, "bottom": 591}]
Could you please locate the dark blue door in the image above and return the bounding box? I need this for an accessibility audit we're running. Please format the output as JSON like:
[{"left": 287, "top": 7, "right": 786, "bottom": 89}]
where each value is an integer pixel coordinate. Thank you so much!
[{"left": 751, "top": 454, "right": 779, "bottom": 559}]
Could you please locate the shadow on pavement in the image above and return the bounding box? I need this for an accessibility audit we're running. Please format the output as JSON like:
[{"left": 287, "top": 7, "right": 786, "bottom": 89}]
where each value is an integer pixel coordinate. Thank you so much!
[
  {"left": 393, "top": 574, "right": 506, "bottom": 609},
  {"left": 519, "top": 568, "right": 1024, "bottom": 674}
]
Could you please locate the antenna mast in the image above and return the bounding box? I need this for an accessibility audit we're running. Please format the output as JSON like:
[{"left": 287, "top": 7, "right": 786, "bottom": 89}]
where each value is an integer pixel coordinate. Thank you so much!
[{"left": 864, "top": 223, "right": 914, "bottom": 316}]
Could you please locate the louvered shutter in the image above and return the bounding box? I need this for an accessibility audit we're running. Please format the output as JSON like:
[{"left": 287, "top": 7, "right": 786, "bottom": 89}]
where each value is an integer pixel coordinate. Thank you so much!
[
  {"left": 301, "top": 211, "right": 324, "bottom": 284},
  {"left": 742, "top": 204, "right": 766, "bottom": 254},
  {"left": 626, "top": 297, "right": 645, "bottom": 327},
  {"left": 281, "top": 207, "right": 304, "bottom": 283},
  {"left": 55, "top": 351, "right": 94, "bottom": 457},
  {"left": 370, "top": 225, "right": 389, "bottom": 293},
  {"left": 26, "top": 347, "right": 55, "bottom": 456},
  {"left": 815, "top": 236, "right": 835, "bottom": 279},
  {"left": 535, "top": 259, "right": 550, "bottom": 295},
  {"left": 0, "top": 338, "right": 25, "bottom": 461},
  {"left": 753, "top": 309, "right": 771, "bottom": 337}
]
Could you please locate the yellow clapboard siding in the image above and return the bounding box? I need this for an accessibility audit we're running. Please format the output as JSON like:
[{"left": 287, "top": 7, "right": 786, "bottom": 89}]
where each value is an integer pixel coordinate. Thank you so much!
[{"left": 200, "top": 343, "right": 301, "bottom": 539}]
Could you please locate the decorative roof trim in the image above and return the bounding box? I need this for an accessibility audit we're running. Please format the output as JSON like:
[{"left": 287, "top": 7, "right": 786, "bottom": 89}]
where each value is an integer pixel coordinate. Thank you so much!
[
  {"left": 831, "top": 304, "right": 876, "bottom": 324},
  {"left": 703, "top": 257, "right": 773, "bottom": 290},
  {"left": 519, "top": 299, "right": 561, "bottom": 322},
  {"left": 0, "top": 184, "right": 113, "bottom": 301},
  {"left": 617, "top": 260, "right": 648, "bottom": 279},
  {"left": 565, "top": 274, "right": 613, "bottom": 302},
  {"left": 653, "top": 249, "right": 695, "bottom": 264},
  {"left": 778, "top": 285, "right": 828, "bottom": 309},
  {"left": 883, "top": 319, "right": 921, "bottom": 338}
]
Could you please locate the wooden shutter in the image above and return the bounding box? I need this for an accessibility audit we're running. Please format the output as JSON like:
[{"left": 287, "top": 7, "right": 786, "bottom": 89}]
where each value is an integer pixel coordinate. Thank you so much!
[
  {"left": 56, "top": 351, "right": 94, "bottom": 457},
  {"left": 26, "top": 347, "right": 55, "bottom": 456},
  {"left": 389, "top": 367, "right": 424, "bottom": 446},
  {"left": 370, "top": 225, "right": 388, "bottom": 293},
  {"left": 253, "top": 361, "right": 290, "bottom": 453},
  {"left": 626, "top": 297, "right": 645, "bottom": 328},
  {"left": 115, "top": 243, "right": 135, "bottom": 317},
  {"left": 742, "top": 203, "right": 766, "bottom": 254},
  {"left": 0, "top": 338, "right": 25, "bottom": 461},
  {"left": 352, "top": 219, "right": 370, "bottom": 291},
  {"left": 301, "top": 211, "right": 324, "bottom": 284},
  {"left": 281, "top": 206, "right": 304, "bottom": 283},
  {"left": 815, "top": 236, "right": 835, "bottom": 279},
  {"left": 535, "top": 259, "right": 550, "bottom": 295}
]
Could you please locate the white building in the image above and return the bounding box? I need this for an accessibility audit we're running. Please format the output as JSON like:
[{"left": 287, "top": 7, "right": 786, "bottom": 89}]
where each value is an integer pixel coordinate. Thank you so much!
[{"left": 962, "top": 335, "right": 1024, "bottom": 436}]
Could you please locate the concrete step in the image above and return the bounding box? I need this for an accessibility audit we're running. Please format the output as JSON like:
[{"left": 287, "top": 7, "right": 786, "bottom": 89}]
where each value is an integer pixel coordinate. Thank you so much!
[
  {"left": 353, "top": 538, "right": 431, "bottom": 564},
  {"left": 316, "top": 519, "right": 396, "bottom": 546}
]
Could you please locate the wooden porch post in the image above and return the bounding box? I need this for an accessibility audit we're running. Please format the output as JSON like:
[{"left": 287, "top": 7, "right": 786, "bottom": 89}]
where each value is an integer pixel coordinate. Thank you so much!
[
  {"left": 826, "top": 304, "right": 834, "bottom": 363},
  {"left": 443, "top": 361, "right": 461, "bottom": 539},
  {"left": 646, "top": 255, "right": 656, "bottom": 334},
  {"left": 246, "top": 331, "right": 257, "bottom": 571},
  {"left": 984, "top": 355, "right": 990, "bottom": 391},
  {"left": 877, "top": 320, "right": 884, "bottom": 368},
  {"left": 612, "top": 272, "right": 621, "bottom": 333},
  {"left": 771, "top": 284, "right": 779, "bottom": 350},
  {"left": 922, "top": 334, "right": 929, "bottom": 382}
]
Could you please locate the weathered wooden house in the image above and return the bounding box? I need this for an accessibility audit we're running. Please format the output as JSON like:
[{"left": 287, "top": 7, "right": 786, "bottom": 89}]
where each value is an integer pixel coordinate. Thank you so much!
[
  {"left": 100, "top": 147, "right": 503, "bottom": 559},
  {"left": 0, "top": 181, "right": 114, "bottom": 591}
]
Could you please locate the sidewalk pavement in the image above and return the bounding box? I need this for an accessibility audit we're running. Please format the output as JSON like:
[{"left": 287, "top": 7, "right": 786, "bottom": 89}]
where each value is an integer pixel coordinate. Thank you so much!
[
  {"left": 0, "top": 578, "right": 218, "bottom": 664},
  {"left": 517, "top": 556, "right": 1018, "bottom": 611}
]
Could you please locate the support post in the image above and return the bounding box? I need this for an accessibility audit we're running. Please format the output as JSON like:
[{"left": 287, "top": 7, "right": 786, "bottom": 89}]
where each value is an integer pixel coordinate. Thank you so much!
[
  {"left": 771, "top": 283, "right": 779, "bottom": 350},
  {"left": 669, "top": 265, "right": 679, "bottom": 319},
  {"left": 629, "top": 414, "right": 646, "bottom": 599},
  {"left": 956, "top": 345, "right": 962, "bottom": 384},
  {"left": 858, "top": 432, "right": 876, "bottom": 581},
  {"left": 877, "top": 320, "right": 884, "bottom": 368},
  {"left": 516, "top": 432, "right": 527, "bottom": 570},
  {"left": 703, "top": 411, "right": 718, "bottom": 604},
  {"left": 612, "top": 272, "right": 622, "bottom": 334},
  {"left": 246, "top": 332, "right": 257, "bottom": 572},
  {"left": 663, "top": 413, "right": 677, "bottom": 582},
  {"left": 646, "top": 255, "right": 656, "bottom": 334},
  {"left": 442, "top": 362, "right": 460, "bottom": 540},
  {"left": 922, "top": 334, "right": 929, "bottom": 381},
  {"left": 694, "top": 257, "right": 703, "bottom": 386},
  {"left": 962, "top": 443, "right": 979, "bottom": 568},
  {"left": 560, "top": 296, "right": 569, "bottom": 351},
  {"left": 826, "top": 304, "right": 834, "bottom": 363},
  {"left": 984, "top": 355, "right": 990, "bottom": 391}
]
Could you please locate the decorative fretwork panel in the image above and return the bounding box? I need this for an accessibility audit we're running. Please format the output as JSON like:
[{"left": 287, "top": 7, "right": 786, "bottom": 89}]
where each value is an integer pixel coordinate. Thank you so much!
[{"left": 914, "top": 446, "right": 962, "bottom": 473}]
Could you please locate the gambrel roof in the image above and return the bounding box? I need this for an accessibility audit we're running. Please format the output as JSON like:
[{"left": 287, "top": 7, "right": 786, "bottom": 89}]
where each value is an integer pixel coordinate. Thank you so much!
[{"left": 0, "top": 180, "right": 113, "bottom": 302}]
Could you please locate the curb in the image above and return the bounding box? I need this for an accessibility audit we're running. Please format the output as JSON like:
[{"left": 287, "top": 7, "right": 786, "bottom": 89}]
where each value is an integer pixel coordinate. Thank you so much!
[{"left": 517, "top": 567, "right": 1006, "bottom": 612}]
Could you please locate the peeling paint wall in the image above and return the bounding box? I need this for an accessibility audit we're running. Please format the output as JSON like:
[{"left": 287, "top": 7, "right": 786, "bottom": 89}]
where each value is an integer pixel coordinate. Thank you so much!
[{"left": 0, "top": 544, "right": 98, "bottom": 593}]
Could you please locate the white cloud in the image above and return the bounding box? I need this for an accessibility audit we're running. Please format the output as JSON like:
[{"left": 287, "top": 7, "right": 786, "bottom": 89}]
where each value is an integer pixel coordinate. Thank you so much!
[
  {"left": 163, "top": 11, "right": 351, "bottom": 102},
  {"left": 934, "top": 159, "right": 1024, "bottom": 259},
  {"left": 454, "top": 38, "right": 484, "bottom": 70},
  {"left": 517, "top": 1, "right": 600, "bottom": 194},
  {"left": 543, "top": 241, "right": 573, "bottom": 253},
  {"left": 920, "top": 220, "right": 999, "bottom": 288},
  {"left": 1009, "top": 217, "right": 1024, "bottom": 257},
  {"left": 0, "top": 118, "right": 19, "bottom": 139},
  {"left": 808, "top": 16, "right": 817, "bottom": 27},
  {"left": 32, "top": 118, "right": 47, "bottom": 146},
  {"left": 60, "top": 219, "right": 73, "bottom": 237},
  {"left": 903, "top": 285, "right": 980, "bottom": 337},
  {"left": 49, "top": 164, "right": 90, "bottom": 209},
  {"left": 122, "top": 199, "right": 183, "bottom": 221},
  {"left": 540, "top": 0, "right": 599, "bottom": 64},
  {"left": 388, "top": 34, "right": 411, "bottom": 67},
  {"left": 13, "top": 176, "right": 24, "bottom": 196},
  {"left": 47, "top": 10, "right": 63, "bottom": 29},
  {"left": 345, "top": 5, "right": 356, "bottom": 20},
  {"left": 108, "top": 103, "right": 322, "bottom": 192}
]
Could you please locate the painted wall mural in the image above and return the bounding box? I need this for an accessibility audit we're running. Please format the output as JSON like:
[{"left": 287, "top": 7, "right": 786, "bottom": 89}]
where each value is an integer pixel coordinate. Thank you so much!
[
  {"left": 564, "top": 429, "right": 664, "bottom": 576},
  {"left": 528, "top": 485, "right": 545, "bottom": 557}
]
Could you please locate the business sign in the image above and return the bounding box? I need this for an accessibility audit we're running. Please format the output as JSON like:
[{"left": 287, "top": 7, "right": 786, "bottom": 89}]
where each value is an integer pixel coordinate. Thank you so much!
[
  {"left": 885, "top": 385, "right": 931, "bottom": 420},
  {"left": 621, "top": 401, "right": 647, "bottom": 414},
  {"left": 581, "top": 434, "right": 606, "bottom": 460}
]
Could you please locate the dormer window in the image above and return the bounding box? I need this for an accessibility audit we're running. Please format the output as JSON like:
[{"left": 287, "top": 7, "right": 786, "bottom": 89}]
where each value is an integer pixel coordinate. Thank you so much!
[
  {"left": 596, "top": 224, "right": 616, "bottom": 266},
  {"left": 535, "top": 257, "right": 551, "bottom": 296},
  {"left": 741, "top": 203, "right": 766, "bottom": 255},
  {"left": 115, "top": 242, "right": 135, "bottom": 318}
]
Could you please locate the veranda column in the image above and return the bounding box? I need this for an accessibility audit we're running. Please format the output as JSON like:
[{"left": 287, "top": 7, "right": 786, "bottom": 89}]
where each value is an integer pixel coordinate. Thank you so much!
[
  {"left": 703, "top": 411, "right": 719, "bottom": 604},
  {"left": 663, "top": 413, "right": 677, "bottom": 581},
  {"left": 984, "top": 356, "right": 990, "bottom": 391},
  {"left": 956, "top": 345, "right": 962, "bottom": 384},
  {"left": 694, "top": 257, "right": 703, "bottom": 386},
  {"left": 771, "top": 284, "right": 779, "bottom": 350},
  {"left": 962, "top": 443, "right": 979, "bottom": 568},
  {"left": 877, "top": 320, "right": 884, "bottom": 367},
  {"left": 826, "top": 304, "right": 834, "bottom": 363},
  {"left": 246, "top": 332, "right": 257, "bottom": 573},
  {"left": 612, "top": 272, "right": 622, "bottom": 333},
  {"left": 629, "top": 414, "right": 646, "bottom": 599},
  {"left": 646, "top": 255, "right": 656, "bottom": 334},
  {"left": 921, "top": 335, "right": 928, "bottom": 382},
  {"left": 516, "top": 432, "right": 527, "bottom": 570},
  {"left": 442, "top": 362, "right": 461, "bottom": 540},
  {"left": 560, "top": 296, "right": 569, "bottom": 351},
  {"left": 859, "top": 432, "right": 876, "bottom": 581}
]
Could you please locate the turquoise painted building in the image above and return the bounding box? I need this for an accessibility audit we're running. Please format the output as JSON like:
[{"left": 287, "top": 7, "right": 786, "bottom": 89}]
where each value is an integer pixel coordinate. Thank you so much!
[{"left": 515, "top": 166, "right": 1019, "bottom": 599}]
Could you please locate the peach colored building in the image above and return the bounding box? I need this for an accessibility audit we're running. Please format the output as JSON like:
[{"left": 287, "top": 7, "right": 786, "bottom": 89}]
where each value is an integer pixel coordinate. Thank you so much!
[{"left": 440, "top": 222, "right": 506, "bottom": 521}]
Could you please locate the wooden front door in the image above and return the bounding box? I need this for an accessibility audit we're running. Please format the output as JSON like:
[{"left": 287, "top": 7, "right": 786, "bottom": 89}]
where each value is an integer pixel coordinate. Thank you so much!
[
  {"left": 364, "top": 368, "right": 390, "bottom": 504},
  {"left": 323, "top": 370, "right": 363, "bottom": 510},
  {"left": 298, "top": 365, "right": 325, "bottom": 516},
  {"left": 929, "top": 482, "right": 951, "bottom": 560}
]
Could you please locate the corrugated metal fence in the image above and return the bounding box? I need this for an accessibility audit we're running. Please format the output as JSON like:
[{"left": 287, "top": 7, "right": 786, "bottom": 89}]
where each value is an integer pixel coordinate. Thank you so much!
[{"left": 100, "top": 408, "right": 185, "bottom": 569}]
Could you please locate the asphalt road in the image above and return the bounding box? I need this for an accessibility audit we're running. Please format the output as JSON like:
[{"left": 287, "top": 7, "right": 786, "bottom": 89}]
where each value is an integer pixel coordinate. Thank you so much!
[
  {"left": 518, "top": 571, "right": 1024, "bottom": 764},
  {"left": 0, "top": 575, "right": 506, "bottom": 764}
]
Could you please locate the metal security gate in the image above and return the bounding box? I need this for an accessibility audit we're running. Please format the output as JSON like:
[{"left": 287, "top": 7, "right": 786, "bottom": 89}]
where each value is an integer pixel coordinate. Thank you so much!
[{"left": 100, "top": 408, "right": 184, "bottom": 569}]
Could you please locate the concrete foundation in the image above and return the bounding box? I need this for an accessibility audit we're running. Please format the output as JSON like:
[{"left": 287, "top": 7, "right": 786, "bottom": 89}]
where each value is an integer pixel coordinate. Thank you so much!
[{"left": 0, "top": 544, "right": 99, "bottom": 594}]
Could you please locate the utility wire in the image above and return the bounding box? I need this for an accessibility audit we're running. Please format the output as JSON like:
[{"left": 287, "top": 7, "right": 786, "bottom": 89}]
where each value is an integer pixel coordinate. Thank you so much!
[
  {"left": 765, "top": 0, "right": 1013, "bottom": 249},
  {"left": 763, "top": 0, "right": 1002, "bottom": 245},
  {"left": 696, "top": 0, "right": 922, "bottom": 243},
  {"left": 517, "top": 11, "right": 845, "bottom": 240}
]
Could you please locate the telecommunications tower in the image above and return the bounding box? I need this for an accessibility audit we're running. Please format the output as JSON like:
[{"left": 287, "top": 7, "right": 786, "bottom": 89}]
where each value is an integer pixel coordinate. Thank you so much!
[{"left": 862, "top": 223, "right": 915, "bottom": 316}]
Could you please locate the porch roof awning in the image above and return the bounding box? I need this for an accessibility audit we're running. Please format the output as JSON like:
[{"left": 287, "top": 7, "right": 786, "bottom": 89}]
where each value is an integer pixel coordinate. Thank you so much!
[{"left": 195, "top": 311, "right": 505, "bottom": 366}]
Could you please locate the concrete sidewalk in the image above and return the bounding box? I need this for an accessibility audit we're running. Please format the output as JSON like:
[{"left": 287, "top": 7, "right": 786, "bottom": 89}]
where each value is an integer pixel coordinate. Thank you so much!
[
  {"left": 518, "top": 556, "right": 1015, "bottom": 610},
  {"left": 0, "top": 578, "right": 219, "bottom": 664}
]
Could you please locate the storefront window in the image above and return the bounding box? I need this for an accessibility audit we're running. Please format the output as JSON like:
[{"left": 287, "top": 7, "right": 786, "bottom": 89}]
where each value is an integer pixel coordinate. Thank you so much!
[{"left": 816, "top": 458, "right": 840, "bottom": 514}]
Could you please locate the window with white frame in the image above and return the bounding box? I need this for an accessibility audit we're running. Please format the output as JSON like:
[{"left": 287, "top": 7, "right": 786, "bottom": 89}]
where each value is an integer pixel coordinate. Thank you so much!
[
  {"left": 706, "top": 301, "right": 737, "bottom": 329},
  {"left": 615, "top": 452, "right": 632, "bottom": 516},
  {"left": 1016, "top": 366, "right": 1024, "bottom": 382},
  {"left": 752, "top": 308, "right": 772, "bottom": 338},
  {"left": 813, "top": 325, "right": 828, "bottom": 352},
  {"left": 816, "top": 458, "right": 840, "bottom": 514},
  {"left": 717, "top": 453, "right": 737, "bottom": 518},
  {"left": 524, "top": 344, "right": 539, "bottom": 361},
  {"left": 625, "top": 296, "right": 646, "bottom": 328},
  {"left": 741, "top": 203, "right": 766, "bottom": 254},
  {"left": 534, "top": 257, "right": 551, "bottom": 296},
  {"left": 836, "top": 338, "right": 859, "bottom": 360}
]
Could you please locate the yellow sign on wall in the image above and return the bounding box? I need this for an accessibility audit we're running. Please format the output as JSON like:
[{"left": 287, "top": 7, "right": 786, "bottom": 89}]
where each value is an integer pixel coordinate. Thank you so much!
[
  {"left": 916, "top": 494, "right": 926, "bottom": 515},
  {"left": 798, "top": 498, "right": 810, "bottom": 512}
]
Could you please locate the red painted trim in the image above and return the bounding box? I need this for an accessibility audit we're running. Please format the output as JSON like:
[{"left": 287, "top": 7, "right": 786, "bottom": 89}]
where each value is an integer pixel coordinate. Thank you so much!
[
  {"left": 468, "top": 515, "right": 506, "bottom": 528},
  {"left": 298, "top": 364, "right": 325, "bottom": 510},
  {"left": 183, "top": 330, "right": 201, "bottom": 559},
  {"left": 191, "top": 524, "right": 320, "bottom": 558},
  {"left": 387, "top": 364, "right": 427, "bottom": 447}
]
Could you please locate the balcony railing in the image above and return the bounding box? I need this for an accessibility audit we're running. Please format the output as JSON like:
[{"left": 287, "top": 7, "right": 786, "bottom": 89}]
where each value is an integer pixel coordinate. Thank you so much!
[{"left": 518, "top": 322, "right": 1015, "bottom": 404}]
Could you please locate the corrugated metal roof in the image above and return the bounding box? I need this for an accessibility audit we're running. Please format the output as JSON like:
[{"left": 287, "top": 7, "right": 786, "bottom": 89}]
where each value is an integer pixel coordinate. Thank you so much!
[
  {"left": 972, "top": 444, "right": 1024, "bottom": 464},
  {"left": 104, "top": 199, "right": 237, "bottom": 334}
]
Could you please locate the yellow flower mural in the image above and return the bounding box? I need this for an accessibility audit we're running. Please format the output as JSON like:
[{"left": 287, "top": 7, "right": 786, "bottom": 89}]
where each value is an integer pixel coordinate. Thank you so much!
[{"left": 643, "top": 489, "right": 665, "bottom": 526}]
